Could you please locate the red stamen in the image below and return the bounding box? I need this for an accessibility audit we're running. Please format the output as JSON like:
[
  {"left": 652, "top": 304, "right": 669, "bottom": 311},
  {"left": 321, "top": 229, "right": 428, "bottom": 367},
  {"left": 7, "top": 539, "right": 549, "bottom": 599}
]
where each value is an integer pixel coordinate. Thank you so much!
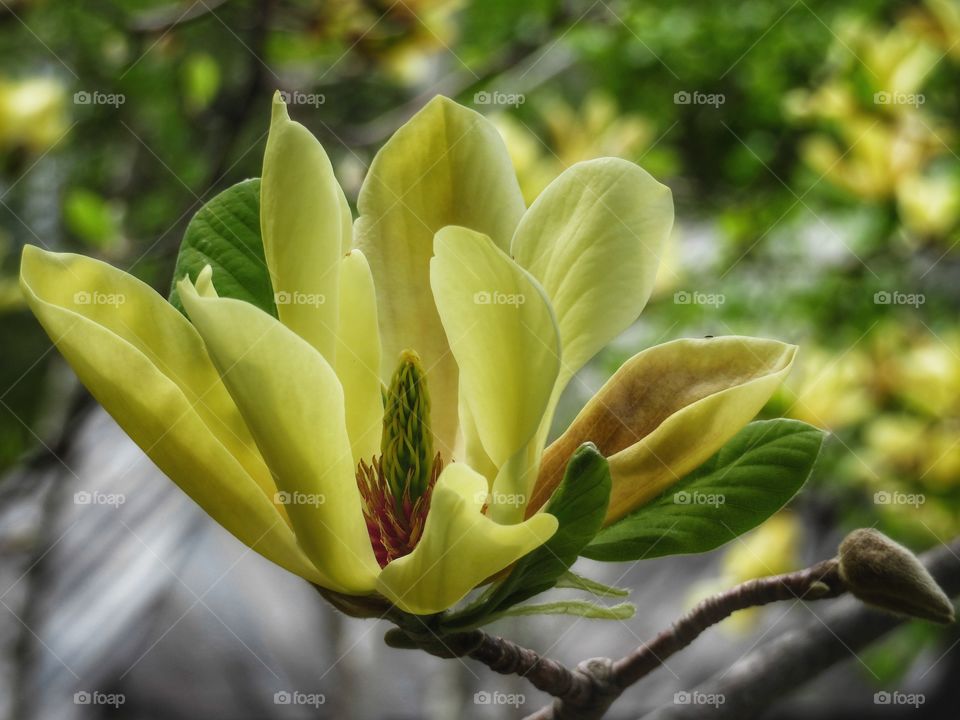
[{"left": 357, "top": 454, "right": 444, "bottom": 568}]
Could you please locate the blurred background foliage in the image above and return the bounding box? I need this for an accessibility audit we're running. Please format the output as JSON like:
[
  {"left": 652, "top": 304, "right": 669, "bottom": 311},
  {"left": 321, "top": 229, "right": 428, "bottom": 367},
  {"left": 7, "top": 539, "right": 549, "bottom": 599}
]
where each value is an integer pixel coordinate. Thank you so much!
[{"left": 1, "top": 0, "right": 959, "bottom": 686}]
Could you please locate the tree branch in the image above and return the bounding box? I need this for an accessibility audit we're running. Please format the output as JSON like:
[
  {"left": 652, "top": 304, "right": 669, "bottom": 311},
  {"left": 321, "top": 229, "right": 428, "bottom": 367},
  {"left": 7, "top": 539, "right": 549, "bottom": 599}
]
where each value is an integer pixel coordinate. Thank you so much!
[
  {"left": 636, "top": 536, "right": 960, "bottom": 720},
  {"left": 611, "top": 558, "right": 843, "bottom": 688},
  {"left": 388, "top": 535, "right": 959, "bottom": 720},
  {"left": 395, "top": 557, "right": 849, "bottom": 719},
  {"left": 522, "top": 558, "right": 847, "bottom": 720}
]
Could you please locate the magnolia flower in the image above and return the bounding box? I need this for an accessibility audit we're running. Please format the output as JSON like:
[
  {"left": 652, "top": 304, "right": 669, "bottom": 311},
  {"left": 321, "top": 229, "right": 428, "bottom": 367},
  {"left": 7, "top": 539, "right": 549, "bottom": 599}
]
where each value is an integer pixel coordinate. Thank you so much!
[{"left": 20, "top": 94, "right": 795, "bottom": 616}]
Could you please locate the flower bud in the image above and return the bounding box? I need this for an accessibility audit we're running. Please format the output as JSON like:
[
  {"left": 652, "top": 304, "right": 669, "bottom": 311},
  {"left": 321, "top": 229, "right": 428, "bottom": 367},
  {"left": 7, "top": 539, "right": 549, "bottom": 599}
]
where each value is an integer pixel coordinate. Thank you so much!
[{"left": 838, "top": 528, "right": 954, "bottom": 624}]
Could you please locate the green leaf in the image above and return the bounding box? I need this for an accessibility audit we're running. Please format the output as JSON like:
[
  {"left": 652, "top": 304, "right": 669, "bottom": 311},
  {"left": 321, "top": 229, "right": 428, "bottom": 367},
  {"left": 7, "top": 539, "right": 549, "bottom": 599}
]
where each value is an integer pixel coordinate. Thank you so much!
[
  {"left": 442, "top": 443, "right": 611, "bottom": 630},
  {"left": 493, "top": 600, "right": 635, "bottom": 621},
  {"left": 583, "top": 419, "right": 824, "bottom": 562},
  {"left": 168, "top": 178, "right": 277, "bottom": 317},
  {"left": 553, "top": 571, "right": 629, "bottom": 598}
]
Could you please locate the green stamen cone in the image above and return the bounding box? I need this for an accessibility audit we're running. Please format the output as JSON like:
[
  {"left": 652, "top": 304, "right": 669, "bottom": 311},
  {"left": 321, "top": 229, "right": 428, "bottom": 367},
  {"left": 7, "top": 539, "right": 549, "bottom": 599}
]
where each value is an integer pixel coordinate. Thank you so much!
[{"left": 381, "top": 350, "right": 434, "bottom": 501}]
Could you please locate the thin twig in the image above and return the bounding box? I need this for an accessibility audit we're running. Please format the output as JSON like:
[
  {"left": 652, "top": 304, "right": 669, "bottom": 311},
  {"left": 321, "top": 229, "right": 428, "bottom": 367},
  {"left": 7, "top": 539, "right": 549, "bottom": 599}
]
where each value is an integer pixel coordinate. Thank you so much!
[{"left": 612, "top": 558, "right": 843, "bottom": 688}]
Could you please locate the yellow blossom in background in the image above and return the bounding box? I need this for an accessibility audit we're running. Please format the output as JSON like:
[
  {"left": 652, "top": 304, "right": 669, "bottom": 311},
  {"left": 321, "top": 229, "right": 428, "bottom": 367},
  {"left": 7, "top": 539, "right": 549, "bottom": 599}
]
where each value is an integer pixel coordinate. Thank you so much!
[
  {"left": 318, "top": 0, "right": 463, "bottom": 84},
  {"left": 890, "top": 333, "right": 960, "bottom": 418},
  {"left": 897, "top": 173, "right": 960, "bottom": 237},
  {"left": 0, "top": 76, "right": 68, "bottom": 152},
  {"left": 785, "top": 12, "right": 960, "bottom": 239},
  {"left": 492, "top": 93, "right": 656, "bottom": 203},
  {"left": 785, "top": 347, "right": 876, "bottom": 431}
]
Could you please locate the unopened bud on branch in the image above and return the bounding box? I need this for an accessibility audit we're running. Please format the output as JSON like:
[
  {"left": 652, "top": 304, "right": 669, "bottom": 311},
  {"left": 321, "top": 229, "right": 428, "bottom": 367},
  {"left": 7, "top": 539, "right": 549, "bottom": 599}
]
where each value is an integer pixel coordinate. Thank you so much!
[{"left": 838, "top": 528, "right": 954, "bottom": 625}]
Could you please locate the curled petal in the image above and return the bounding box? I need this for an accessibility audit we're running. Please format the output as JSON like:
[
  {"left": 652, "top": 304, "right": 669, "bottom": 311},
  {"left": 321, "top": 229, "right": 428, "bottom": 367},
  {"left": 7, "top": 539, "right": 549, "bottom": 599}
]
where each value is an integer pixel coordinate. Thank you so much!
[
  {"left": 531, "top": 337, "right": 797, "bottom": 524},
  {"left": 376, "top": 463, "right": 558, "bottom": 615}
]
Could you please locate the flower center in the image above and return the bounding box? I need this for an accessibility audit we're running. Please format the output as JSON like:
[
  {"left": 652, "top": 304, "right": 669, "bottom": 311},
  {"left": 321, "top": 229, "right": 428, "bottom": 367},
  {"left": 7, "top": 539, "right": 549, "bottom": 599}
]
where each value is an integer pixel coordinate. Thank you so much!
[{"left": 356, "top": 350, "right": 442, "bottom": 568}]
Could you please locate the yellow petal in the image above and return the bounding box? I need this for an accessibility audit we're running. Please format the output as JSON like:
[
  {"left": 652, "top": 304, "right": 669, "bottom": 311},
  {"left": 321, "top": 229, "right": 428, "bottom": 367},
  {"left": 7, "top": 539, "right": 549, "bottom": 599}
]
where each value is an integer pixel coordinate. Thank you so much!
[
  {"left": 532, "top": 337, "right": 796, "bottom": 524},
  {"left": 376, "top": 463, "right": 558, "bottom": 615},
  {"left": 20, "top": 248, "right": 319, "bottom": 582},
  {"left": 337, "top": 176, "right": 354, "bottom": 254},
  {"left": 355, "top": 96, "right": 526, "bottom": 459},
  {"left": 179, "top": 282, "right": 380, "bottom": 593},
  {"left": 21, "top": 246, "right": 274, "bottom": 501},
  {"left": 336, "top": 250, "right": 383, "bottom": 464},
  {"left": 261, "top": 92, "right": 342, "bottom": 361},
  {"left": 430, "top": 226, "right": 560, "bottom": 522},
  {"left": 512, "top": 158, "right": 673, "bottom": 391}
]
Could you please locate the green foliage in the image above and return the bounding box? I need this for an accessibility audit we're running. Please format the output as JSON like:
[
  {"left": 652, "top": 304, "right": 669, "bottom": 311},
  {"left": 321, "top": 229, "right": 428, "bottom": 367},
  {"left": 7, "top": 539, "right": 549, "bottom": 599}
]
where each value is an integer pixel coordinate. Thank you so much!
[
  {"left": 168, "top": 178, "right": 277, "bottom": 317},
  {"left": 584, "top": 420, "right": 824, "bottom": 561}
]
